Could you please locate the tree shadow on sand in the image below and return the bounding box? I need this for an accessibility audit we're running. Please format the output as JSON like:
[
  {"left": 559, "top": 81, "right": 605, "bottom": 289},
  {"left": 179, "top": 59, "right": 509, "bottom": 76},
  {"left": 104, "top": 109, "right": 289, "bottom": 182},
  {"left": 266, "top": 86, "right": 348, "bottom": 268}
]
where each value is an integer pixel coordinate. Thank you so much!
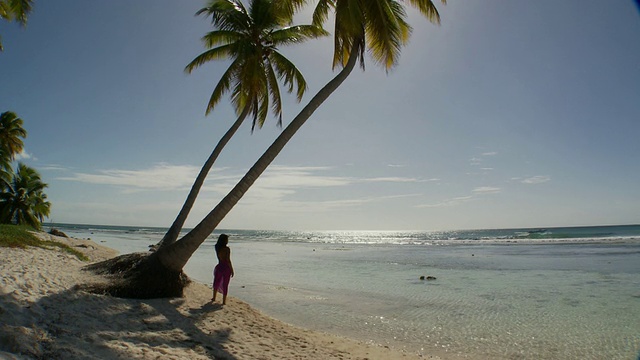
[{"left": 0, "top": 286, "right": 237, "bottom": 359}]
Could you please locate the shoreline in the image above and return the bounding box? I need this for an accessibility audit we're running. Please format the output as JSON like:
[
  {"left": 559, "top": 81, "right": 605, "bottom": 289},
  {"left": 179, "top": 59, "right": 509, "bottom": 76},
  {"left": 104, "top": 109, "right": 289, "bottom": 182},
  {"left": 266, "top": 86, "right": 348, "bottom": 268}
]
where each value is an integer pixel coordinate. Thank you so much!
[{"left": 0, "top": 233, "right": 455, "bottom": 359}]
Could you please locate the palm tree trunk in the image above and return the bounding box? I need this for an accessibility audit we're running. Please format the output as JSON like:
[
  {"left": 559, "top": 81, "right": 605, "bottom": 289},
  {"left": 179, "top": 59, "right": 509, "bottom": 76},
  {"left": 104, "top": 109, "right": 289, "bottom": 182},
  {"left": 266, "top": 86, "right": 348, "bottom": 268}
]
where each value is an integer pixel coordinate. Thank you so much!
[
  {"left": 155, "top": 106, "right": 251, "bottom": 249},
  {"left": 157, "top": 42, "right": 362, "bottom": 272}
]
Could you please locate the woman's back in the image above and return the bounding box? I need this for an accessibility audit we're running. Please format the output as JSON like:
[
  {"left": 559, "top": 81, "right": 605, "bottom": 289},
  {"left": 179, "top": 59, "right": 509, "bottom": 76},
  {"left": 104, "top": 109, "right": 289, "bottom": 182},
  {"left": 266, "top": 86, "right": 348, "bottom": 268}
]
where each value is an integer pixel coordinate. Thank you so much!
[{"left": 216, "top": 245, "right": 231, "bottom": 265}]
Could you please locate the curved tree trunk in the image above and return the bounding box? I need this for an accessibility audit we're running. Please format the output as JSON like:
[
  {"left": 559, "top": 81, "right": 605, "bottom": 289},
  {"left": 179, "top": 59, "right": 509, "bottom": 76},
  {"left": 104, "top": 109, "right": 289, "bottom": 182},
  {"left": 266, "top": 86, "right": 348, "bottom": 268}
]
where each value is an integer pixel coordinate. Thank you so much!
[
  {"left": 157, "top": 42, "right": 361, "bottom": 272},
  {"left": 154, "top": 107, "right": 251, "bottom": 249},
  {"left": 83, "top": 43, "right": 360, "bottom": 299}
]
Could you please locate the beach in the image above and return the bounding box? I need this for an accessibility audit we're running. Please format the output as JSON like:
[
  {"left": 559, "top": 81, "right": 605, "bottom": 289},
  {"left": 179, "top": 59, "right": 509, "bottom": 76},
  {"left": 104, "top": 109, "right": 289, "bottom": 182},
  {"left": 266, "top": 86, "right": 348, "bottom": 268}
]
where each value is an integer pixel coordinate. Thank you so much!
[{"left": 0, "top": 232, "right": 450, "bottom": 360}]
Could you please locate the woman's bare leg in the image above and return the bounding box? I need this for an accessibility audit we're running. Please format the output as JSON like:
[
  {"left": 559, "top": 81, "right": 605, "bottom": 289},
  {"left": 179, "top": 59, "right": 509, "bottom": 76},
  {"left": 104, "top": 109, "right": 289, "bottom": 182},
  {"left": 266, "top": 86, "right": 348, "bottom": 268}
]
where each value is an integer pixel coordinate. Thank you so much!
[
  {"left": 212, "top": 289, "right": 217, "bottom": 302},
  {"left": 222, "top": 293, "right": 227, "bottom": 305}
]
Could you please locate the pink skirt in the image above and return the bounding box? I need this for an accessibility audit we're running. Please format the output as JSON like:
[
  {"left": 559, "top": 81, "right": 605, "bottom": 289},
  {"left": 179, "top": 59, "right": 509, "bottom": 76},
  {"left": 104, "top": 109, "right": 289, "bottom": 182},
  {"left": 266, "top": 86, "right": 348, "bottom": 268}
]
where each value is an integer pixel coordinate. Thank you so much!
[{"left": 213, "top": 263, "right": 232, "bottom": 295}]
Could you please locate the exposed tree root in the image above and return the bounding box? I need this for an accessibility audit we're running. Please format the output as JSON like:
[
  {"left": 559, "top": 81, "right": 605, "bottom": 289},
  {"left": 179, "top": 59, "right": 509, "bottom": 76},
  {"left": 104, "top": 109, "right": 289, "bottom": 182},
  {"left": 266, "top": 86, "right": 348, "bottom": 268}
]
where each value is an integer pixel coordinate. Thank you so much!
[{"left": 81, "top": 252, "right": 190, "bottom": 299}]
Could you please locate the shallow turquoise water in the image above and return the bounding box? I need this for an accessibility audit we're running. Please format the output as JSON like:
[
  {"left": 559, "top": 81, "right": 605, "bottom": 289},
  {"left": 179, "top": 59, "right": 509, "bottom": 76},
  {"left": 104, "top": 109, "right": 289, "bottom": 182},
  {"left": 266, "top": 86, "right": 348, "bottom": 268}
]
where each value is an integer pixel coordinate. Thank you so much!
[
  {"left": 50, "top": 224, "right": 640, "bottom": 359},
  {"left": 198, "top": 242, "right": 640, "bottom": 359}
]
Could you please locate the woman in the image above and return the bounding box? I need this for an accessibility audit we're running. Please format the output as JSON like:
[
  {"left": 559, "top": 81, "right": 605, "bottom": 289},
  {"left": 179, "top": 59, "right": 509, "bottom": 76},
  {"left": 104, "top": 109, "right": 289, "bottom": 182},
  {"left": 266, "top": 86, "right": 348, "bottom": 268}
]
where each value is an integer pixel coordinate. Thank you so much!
[{"left": 212, "top": 233, "right": 234, "bottom": 305}]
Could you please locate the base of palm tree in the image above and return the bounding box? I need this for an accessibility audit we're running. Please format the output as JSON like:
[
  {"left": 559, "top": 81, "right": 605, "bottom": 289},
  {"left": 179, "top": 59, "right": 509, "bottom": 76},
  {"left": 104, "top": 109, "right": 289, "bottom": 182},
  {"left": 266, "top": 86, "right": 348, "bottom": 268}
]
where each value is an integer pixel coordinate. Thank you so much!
[{"left": 81, "top": 252, "right": 190, "bottom": 299}]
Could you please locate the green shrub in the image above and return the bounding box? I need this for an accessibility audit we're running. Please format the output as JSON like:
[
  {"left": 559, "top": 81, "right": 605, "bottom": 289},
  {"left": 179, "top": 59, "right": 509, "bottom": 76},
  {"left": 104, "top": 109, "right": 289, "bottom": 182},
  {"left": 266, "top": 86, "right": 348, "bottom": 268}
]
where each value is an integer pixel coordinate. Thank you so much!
[{"left": 0, "top": 224, "right": 88, "bottom": 261}]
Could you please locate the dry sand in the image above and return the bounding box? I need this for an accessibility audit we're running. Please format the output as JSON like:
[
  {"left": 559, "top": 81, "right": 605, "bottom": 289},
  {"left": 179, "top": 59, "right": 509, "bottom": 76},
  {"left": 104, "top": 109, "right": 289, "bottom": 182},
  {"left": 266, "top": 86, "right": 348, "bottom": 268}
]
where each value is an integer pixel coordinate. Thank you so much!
[{"left": 0, "top": 233, "right": 444, "bottom": 360}]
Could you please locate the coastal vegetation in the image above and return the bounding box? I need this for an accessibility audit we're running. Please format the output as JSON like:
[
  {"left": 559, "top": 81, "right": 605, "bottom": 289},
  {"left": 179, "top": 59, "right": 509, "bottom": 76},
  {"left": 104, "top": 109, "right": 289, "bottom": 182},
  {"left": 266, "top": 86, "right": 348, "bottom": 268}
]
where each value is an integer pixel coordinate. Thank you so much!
[
  {"left": 2, "top": 4, "right": 51, "bottom": 229},
  {"left": 0, "top": 224, "right": 88, "bottom": 261},
  {"left": 0, "top": 111, "right": 51, "bottom": 230},
  {"left": 85, "top": 0, "right": 446, "bottom": 299}
]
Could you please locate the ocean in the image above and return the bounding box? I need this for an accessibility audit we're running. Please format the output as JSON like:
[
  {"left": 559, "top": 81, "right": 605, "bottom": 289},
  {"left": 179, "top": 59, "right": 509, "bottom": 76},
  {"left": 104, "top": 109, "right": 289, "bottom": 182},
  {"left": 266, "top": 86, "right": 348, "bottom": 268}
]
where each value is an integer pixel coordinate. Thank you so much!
[{"left": 44, "top": 223, "right": 640, "bottom": 360}]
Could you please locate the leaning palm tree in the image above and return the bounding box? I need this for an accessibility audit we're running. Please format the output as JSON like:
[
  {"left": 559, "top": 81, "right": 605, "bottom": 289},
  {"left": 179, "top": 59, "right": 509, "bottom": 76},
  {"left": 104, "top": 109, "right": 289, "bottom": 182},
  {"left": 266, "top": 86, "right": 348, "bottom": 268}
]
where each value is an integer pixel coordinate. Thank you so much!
[
  {"left": 0, "top": 163, "right": 51, "bottom": 229},
  {"left": 86, "top": 0, "right": 445, "bottom": 299},
  {"left": 0, "top": 0, "right": 33, "bottom": 51},
  {"left": 155, "top": 0, "right": 446, "bottom": 275},
  {"left": 0, "top": 111, "right": 27, "bottom": 160},
  {"left": 155, "top": 0, "right": 327, "bottom": 249}
]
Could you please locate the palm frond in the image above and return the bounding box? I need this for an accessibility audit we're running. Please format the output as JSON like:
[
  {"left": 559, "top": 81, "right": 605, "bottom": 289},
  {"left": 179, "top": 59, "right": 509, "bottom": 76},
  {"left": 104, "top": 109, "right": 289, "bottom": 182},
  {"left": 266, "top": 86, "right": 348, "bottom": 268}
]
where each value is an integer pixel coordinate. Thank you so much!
[
  {"left": 270, "top": 25, "right": 329, "bottom": 45},
  {"left": 254, "top": 82, "right": 270, "bottom": 130},
  {"left": 8, "top": 0, "right": 32, "bottom": 25},
  {"left": 0, "top": 111, "right": 27, "bottom": 159},
  {"left": 0, "top": 2, "right": 9, "bottom": 20},
  {"left": 314, "top": 0, "right": 445, "bottom": 71},
  {"left": 185, "top": 44, "right": 236, "bottom": 74},
  {"left": 270, "top": 50, "right": 307, "bottom": 101},
  {"left": 189, "top": 0, "right": 320, "bottom": 124},
  {"left": 312, "top": 0, "right": 334, "bottom": 27},
  {"left": 407, "top": 0, "right": 445, "bottom": 24},
  {"left": 364, "top": 0, "right": 411, "bottom": 69},
  {"left": 230, "top": 80, "right": 248, "bottom": 116},
  {"left": 331, "top": 0, "right": 366, "bottom": 68},
  {"left": 249, "top": 0, "right": 281, "bottom": 30},
  {"left": 273, "top": 0, "right": 309, "bottom": 24},
  {"left": 197, "top": 0, "right": 251, "bottom": 32},
  {"left": 202, "top": 30, "right": 244, "bottom": 48},
  {"left": 265, "top": 62, "right": 283, "bottom": 127},
  {"left": 205, "top": 58, "right": 241, "bottom": 115},
  {"left": 1, "top": 163, "right": 49, "bottom": 228}
]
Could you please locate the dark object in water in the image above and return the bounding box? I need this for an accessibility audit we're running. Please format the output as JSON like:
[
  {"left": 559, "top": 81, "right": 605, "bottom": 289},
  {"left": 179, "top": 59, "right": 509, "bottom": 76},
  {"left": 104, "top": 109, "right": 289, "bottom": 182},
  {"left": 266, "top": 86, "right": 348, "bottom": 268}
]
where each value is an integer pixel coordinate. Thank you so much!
[{"left": 419, "top": 276, "right": 437, "bottom": 281}]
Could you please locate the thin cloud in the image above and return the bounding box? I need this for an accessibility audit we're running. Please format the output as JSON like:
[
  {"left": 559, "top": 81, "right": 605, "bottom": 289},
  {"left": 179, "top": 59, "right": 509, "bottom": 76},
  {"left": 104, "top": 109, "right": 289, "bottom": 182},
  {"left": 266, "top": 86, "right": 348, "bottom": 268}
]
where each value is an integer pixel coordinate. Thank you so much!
[
  {"left": 242, "top": 166, "right": 425, "bottom": 201},
  {"left": 470, "top": 151, "right": 498, "bottom": 166},
  {"left": 56, "top": 164, "right": 433, "bottom": 213},
  {"left": 416, "top": 196, "right": 474, "bottom": 208},
  {"left": 40, "top": 164, "right": 68, "bottom": 171},
  {"left": 254, "top": 166, "right": 429, "bottom": 188},
  {"left": 362, "top": 177, "right": 424, "bottom": 183},
  {"left": 242, "top": 192, "right": 424, "bottom": 213},
  {"left": 205, "top": 165, "right": 428, "bottom": 213},
  {"left": 58, "top": 163, "right": 201, "bottom": 191},
  {"left": 522, "top": 175, "right": 551, "bottom": 184},
  {"left": 473, "top": 186, "right": 501, "bottom": 194},
  {"left": 469, "top": 157, "right": 482, "bottom": 166},
  {"left": 317, "top": 193, "right": 422, "bottom": 209},
  {"left": 253, "top": 165, "right": 353, "bottom": 188},
  {"left": 417, "top": 184, "right": 500, "bottom": 208}
]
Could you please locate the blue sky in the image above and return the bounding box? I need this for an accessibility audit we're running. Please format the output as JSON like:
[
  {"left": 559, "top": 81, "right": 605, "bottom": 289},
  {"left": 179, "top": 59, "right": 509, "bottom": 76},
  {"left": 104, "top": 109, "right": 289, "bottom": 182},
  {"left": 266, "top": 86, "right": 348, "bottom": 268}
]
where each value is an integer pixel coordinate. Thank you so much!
[{"left": 1, "top": 0, "right": 639, "bottom": 230}]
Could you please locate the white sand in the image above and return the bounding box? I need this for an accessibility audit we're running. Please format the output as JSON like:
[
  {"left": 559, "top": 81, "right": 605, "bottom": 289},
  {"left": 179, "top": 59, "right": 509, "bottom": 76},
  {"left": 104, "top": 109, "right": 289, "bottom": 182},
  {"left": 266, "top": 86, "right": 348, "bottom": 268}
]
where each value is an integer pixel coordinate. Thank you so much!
[{"left": 0, "top": 233, "right": 447, "bottom": 360}]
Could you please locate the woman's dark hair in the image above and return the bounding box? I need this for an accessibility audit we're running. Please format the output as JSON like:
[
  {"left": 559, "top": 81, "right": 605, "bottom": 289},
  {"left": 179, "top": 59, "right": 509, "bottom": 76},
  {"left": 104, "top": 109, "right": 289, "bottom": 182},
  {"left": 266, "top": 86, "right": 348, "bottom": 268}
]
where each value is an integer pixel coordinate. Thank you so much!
[{"left": 215, "top": 233, "right": 229, "bottom": 253}]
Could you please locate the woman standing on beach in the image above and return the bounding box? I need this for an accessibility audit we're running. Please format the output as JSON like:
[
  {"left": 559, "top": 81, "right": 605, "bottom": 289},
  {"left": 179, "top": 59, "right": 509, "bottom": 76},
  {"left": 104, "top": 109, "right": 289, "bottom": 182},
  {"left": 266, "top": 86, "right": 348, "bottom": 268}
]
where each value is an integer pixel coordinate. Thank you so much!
[{"left": 212, "top": 234, "right": 234, "bottom": 305}]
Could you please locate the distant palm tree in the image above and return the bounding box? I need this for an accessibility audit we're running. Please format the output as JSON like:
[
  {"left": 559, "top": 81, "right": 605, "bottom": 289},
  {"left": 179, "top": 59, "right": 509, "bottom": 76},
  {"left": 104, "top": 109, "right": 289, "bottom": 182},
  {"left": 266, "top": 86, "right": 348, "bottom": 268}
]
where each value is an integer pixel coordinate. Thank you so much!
[
  {"left": 155, "top": 0, "right": 327, "bottom": 248},
  {"left": 0, "top": 111, "right": 27, "bottom": 160},
  {"left": 0, "top": 148, "right": 11, "bottom": 191},
  {"left": 156, "top": 0, "right": 445, "bottom": 272},
  {"left": 0, "top": 0, "right": 33, "bottom": 51},
  {"left": 0, "top": 111, "right": 28, "bottom": 222},
  {"left": 0, "top": 163, "right": 51, "bottom": 229}
]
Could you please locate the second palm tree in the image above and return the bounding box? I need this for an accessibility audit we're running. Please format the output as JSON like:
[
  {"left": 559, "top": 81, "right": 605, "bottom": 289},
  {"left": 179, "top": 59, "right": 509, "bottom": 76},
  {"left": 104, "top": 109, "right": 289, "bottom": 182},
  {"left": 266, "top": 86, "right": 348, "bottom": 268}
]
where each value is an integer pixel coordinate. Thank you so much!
[{"left": 156, "top": 0, "right": 327, "bottom": 248}]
